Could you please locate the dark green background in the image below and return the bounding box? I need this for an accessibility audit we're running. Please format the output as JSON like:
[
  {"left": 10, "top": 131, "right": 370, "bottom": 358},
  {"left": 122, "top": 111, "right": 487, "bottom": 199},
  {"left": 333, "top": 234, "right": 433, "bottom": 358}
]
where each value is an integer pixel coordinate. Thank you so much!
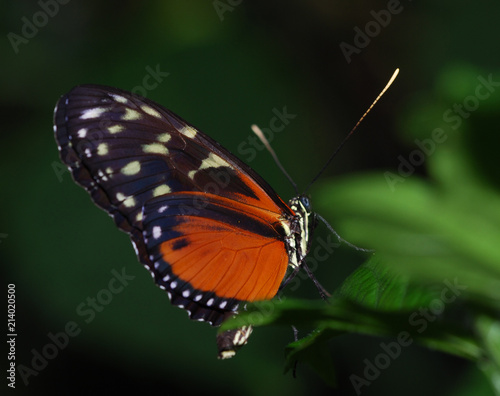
[{"left": 2, "top": 1, "right": 499, "bottom": 395}]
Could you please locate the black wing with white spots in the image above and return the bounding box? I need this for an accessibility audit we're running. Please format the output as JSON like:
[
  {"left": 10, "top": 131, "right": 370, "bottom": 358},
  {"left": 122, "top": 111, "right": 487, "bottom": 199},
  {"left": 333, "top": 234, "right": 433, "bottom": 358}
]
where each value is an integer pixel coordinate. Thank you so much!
[{"left": 53, "top": 85, "right": 296, "bottom": 327}]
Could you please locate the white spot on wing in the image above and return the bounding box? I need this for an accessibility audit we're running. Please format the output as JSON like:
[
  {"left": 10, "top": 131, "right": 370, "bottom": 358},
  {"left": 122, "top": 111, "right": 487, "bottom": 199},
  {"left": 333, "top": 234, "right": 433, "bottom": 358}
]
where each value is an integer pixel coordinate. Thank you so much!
[
  {"left": 182, "top": 290, "right": 190, "bottom": 298},
  {"left": 141, "top": 104, "right": 162, "bottom": 118},
  {"left": 153, "top": 184, "right": 171, "bottom": 197},
  {"left": 188, "top": 152, "right": 232, "bottom": 179},
  {"left": 97, "top": 169, "right": 108, "bottom": 182},
  {"left": 207, "top": 298, "right": 214, "bottom": 306},
  {"left": 152, "top": 226, "right": 162, "bottom": 239},
  {"left": 203, "top": 152, "right": 231, "bottom": 169},
  {"left": 142, "top": 143, "right": 168, "bottom": 155},
  {"left": 80, "top": 107, "right": 109, "bottom": 119},
  {"left": 97, "top": 143, "right": 108, "bottom": 156},
  {"left": 158, "top": 205, "right": 169, "bottom": 213},
  {"left": 180, "top": 126, "right": 197, "bottom": 139},
  {"left": 121, "top": 161, "right": 141, "bottom": 175},
  {"left": 110, "top": 94, "right": 128, "bottom": 103},
  {"left": 122, "top": 108, "right": 141, "bottom": 121},
  {"left": 123, "top": 196, "right": 136, "bottom": 208},
  {"left": 108, "top": 124, "right": 124, "bottom": 134},
  {"left": 116, "top": 192, "right": 135, "bottom": 207},
  {"left": 219, "top": 301, "right": 227, "bottom": 309},
  {"left": 77, "top": 128, "right": 88, "bottom": 138},
  {"left": 157, "top": 133, "right": 171, "bottom": 142},
  {"left": 170, "top": 281, "right": 177, "bottom": 289},
  {"left": 135, "top": 212, "right": 143, "bottom": 222}
]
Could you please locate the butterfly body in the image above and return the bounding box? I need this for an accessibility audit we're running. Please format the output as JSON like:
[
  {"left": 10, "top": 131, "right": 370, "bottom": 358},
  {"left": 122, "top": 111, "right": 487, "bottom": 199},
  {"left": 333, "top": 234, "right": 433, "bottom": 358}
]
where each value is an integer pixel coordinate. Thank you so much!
[{"left": 54, "top": 85, "right": 314, "bottom": 354}]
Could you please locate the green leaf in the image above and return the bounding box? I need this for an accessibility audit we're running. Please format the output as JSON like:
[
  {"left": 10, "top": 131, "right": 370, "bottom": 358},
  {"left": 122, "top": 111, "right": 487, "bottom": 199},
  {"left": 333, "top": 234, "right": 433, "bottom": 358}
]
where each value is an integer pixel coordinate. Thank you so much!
[
  {"left": 223, "top": 294, "right": 483, "bottom": 361},
  {"left": 476, "top": 315, "right": 500, "bottom": 396},
  {"left": 316, "top": 172, "right": 500, "bottom": 306},
  {"left": 336, "top": 256, "right": 439, "bottom": 311}
]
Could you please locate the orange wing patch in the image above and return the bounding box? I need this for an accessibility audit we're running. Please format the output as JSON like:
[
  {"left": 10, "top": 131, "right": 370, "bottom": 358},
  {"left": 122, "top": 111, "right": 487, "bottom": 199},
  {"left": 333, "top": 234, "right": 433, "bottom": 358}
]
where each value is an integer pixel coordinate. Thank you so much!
[{"left": 161, "top": 216, "right": 289, "bottom": 302}]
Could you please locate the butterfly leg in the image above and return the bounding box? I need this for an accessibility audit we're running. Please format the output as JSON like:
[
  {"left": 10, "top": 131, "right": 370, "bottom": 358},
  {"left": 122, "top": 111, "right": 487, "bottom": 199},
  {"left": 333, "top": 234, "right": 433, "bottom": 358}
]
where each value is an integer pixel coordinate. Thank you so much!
[
  {"left": 277, "top": 265, "right": 302, "bottom": 293},
  {"left": 302, "top": 260, "right": 331, "bottom": 300}
]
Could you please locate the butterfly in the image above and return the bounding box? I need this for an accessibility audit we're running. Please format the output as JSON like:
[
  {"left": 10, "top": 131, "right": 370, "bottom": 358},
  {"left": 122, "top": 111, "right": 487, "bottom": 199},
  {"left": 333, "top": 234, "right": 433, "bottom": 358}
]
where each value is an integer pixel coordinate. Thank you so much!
[{"left": 53, "top": 85, "right": 317, "bottom": 359}]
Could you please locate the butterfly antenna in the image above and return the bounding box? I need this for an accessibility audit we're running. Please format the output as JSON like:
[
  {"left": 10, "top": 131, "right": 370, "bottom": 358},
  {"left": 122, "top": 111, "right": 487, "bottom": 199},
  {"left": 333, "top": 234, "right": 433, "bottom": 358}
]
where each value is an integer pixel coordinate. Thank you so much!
[
  {"left": 251, "top": 124, "right": 299, "bottom": 194},
  {"left": 305, "top": 68, "right": 400, "bottom": 192}
]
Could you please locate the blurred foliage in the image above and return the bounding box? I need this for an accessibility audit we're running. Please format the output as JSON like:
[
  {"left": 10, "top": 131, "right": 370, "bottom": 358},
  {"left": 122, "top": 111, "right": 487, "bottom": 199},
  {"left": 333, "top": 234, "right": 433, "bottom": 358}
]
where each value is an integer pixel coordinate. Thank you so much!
[{"left": 2, "top": 1, "right": 500, "bottom": 395}]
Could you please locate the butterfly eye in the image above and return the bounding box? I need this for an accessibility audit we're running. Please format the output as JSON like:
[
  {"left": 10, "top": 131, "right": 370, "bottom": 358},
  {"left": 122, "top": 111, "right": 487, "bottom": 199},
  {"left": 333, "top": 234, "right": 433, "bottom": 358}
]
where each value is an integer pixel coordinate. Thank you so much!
[{"left": 299, "top": 195, "right": 312, "bottom": 212}]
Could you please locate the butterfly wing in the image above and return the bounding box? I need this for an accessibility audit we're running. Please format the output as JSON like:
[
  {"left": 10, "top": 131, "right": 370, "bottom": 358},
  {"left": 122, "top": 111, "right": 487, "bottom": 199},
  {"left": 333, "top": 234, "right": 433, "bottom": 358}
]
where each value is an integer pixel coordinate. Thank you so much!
[
  {"left": 142, "top": 193, "right": 290, "bottom": 325},
  {"left": 54, "top": 85, "right": 295, "bottom": 325}
]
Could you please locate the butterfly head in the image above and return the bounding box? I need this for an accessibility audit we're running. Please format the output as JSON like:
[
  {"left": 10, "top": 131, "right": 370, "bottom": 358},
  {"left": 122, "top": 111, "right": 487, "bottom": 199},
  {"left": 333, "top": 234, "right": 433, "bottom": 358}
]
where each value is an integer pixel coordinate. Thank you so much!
[{"left": 286, "top": 194, "right": 317, "bottom": 269}]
